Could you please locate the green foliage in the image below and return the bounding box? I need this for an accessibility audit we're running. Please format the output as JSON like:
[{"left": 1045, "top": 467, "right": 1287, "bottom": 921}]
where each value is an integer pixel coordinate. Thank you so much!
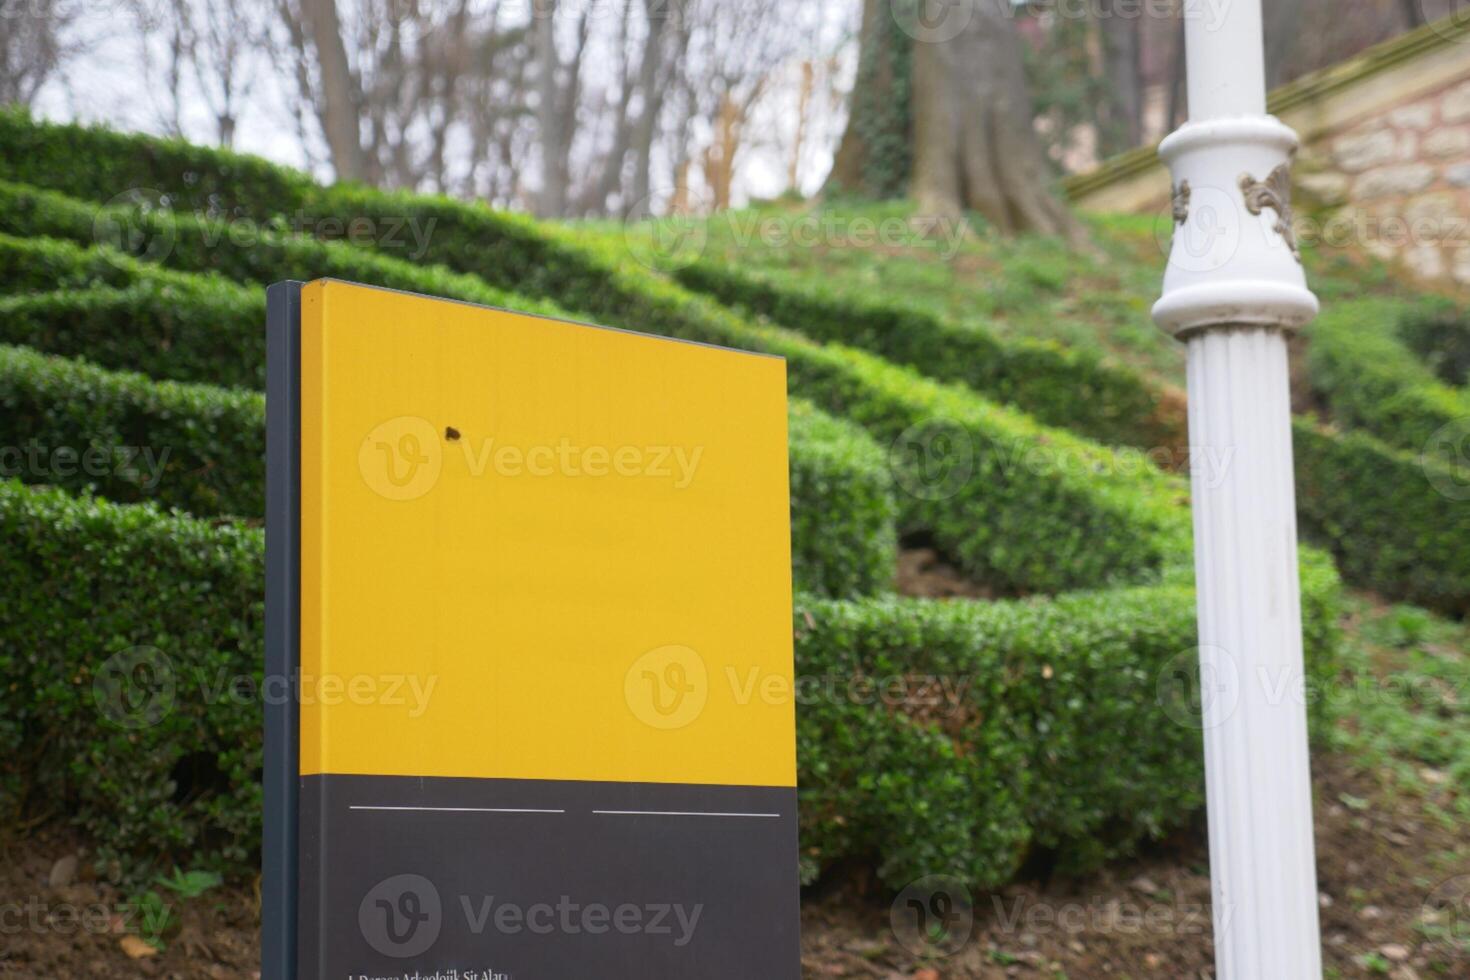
[
  {"left": 0, "top": 111, "right": 1361, "bottom": 893},
  {"left": 1307, "top": 297, "right": 1470, "bottom": 467},
  {"left": 1293, "top": 420, "right": 1470, "bottom": 616},
  {"left": 0, "top": 282, "right": 265, "bottom": 389},
  {"left": 0, "top": 346, "right": 887, "bottom": 595},
  {"left": 672, "top": 259, "right": 1184, "bottom": 451},
  {"left": 0, "top": 107, "right": 316, "bottom": 219},
  {"left": 1398, "top": 302, "right": 1470, "bottom": 387},
  {"left": 788, "top": 400, "right": 898, "bottom": 596},
  {"left": 27, "top": 185, "right": 1191, "bottom": 592},
  {"left": 130, "top": 867, "right": 224, "bottom": 950},
  {"left": 1328, "top": 597, "right": 1470, "bottom": 801},
  {"left": 0, "top": 180, "right": 568, "bottom": 322},
  {"left": 0, "top": 477, "right": 1343, "bottom": 890},
  {"left": 0, "top": 344, "right": 264, "bottom": 517},
  {"left": 0, "top": 481, "right": 265, "bottom": 879}
]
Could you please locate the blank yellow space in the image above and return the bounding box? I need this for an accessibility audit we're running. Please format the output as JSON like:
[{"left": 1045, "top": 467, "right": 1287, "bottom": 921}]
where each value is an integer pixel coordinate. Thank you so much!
[{"left": 298, "top": 280, "right": 795, "bottom": 788}]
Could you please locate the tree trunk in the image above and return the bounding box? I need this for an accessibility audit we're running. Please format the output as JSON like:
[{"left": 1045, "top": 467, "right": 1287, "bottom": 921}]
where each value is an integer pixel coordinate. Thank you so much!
[
  {"left": 301, "top": 0, "right": 367, "bottom": 183},
  {"left": 1098, "top": 0, "right": 1143, "bottom": 156},
  {"left": 825, "top": 0, "right": 908, "bottom": 199},
  {"left": 910, "top": 0, "right": 1079, "bottom": 237},
  {"left": 626, "top": 0, "right": 674, "bottom": 217},
  {"left": 1264, "top": 0, "right": 1303, "bottom": 89},
  {"left": 534, "top": 0, "right": 569, "bottom": 217},
  {"left": 826, "top": 0, "right": 1079, "bottom": 239}
]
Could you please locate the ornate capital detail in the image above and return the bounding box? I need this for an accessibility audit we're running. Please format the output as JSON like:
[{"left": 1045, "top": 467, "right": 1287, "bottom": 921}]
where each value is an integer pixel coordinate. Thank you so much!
[
  {"left": 1171, "top": 180, "right": 1191, "bottom": 225},
  {"left": 1238, "top": 163, "right": 1301, "bottom": 263}
]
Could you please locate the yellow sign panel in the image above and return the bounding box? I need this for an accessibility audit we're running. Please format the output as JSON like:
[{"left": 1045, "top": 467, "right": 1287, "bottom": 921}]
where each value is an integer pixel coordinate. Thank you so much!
[{"left": 296, "top": 280, "right": 796, "bottom": 789}]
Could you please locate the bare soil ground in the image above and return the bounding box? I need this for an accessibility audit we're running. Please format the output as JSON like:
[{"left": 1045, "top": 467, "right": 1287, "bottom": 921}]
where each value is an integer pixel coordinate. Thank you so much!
[{"left": 2, "top": 746, "right": 1464, "bottom": 979}]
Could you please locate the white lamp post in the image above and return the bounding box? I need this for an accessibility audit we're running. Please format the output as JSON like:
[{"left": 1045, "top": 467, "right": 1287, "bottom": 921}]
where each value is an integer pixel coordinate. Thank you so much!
[{"left": 1153, "top": 1, "right": 1324, "bottom": 978}]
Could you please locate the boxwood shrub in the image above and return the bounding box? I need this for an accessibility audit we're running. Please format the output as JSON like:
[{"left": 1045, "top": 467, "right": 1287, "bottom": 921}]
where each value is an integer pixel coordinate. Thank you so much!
[
  {"left": 0, "top": 479, "right": 1339, "bottom": 889},
  {"left": 796, "top": 559, "right": 1340, "bottom": 886},
  {"left": 1398, "top": 301, "right": 1470, "bottom": 387},
  {"left": 0, "top": 180, "right": 567, "bottom": 323},
  {"left": 0, "top": 286, "right": 895, "bottom": 595},
  {"left": 0, "top": 481, "right": 265, "bottom": 879},
  {"left": 0, "top": 344, "right": 264, "bottom": 517},
  {"left": 673, "top": 260, "right": 1185, "bottom": 453},
  {"left": 1307, "top": 297, "right": 1470, "bottom": 468},
  {"left": 1294, "top": 419, "right": 1470, "bottom": 615},
  {"left": 0, "top": 281, "right": 266, "bottom": 389},
  {"left": 0, "top": 178, "right": 1193, "bottom": 594}
]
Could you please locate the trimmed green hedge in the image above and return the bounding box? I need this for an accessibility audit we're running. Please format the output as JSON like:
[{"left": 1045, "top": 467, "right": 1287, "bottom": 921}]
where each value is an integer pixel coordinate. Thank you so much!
[
  {"left": 673, "top": 260, "right": 1185, "bottom": 453},
  {"left": 0, "top": 178, "right": 1194, "bottom": 594},
  {"left": 1399, "top": 301, "right": 1470, "bottom": 387},
  {"left": 1294, "top": 419, "right": 1470, "bottom": 615},
  {"left": 0, "top": 180, "right": 568, "bottom": 323},
  {"left": 0, "top": 288, "right": 894, "bottom": 594},
  {"left": 0, "top": 113, "right": 1352, "bottom": 888},
  {"left": 788, "top": 401, "right": 897, "bottom": 596},
  {"left": 0, "top": 481, "right": 265, "bottom": 879},
  {"left": 1307, "top": 298, "right": 1470, "bottom": 468},
  {"left": 0, "top": 281, "right": 266, "bottom": 389},
  {"left": 0, "top": 344, "right": 264, "bottom": 517},
  {"left": 0, "top": 479, "right": 1342, "bottom": 889},
  {"left": 0, "top": 232, "right": 210, "bottom": 294},
  {"left": 0, "top": 107, "right": 317, "bottom": 220},
  {"left": 796, "top": 559, "right": 1340, "bottom": 885}
]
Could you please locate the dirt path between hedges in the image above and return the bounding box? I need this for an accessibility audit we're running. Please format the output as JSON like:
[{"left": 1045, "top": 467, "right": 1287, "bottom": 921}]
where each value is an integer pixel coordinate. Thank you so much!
[{"left": 2, "top": 743, "right": 1464, "bottom": 979}]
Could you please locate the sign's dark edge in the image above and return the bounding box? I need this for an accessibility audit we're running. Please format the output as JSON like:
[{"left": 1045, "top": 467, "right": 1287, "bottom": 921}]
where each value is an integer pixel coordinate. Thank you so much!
[{"left": 263, "top": 280, "right": 303, "bottom": 980}]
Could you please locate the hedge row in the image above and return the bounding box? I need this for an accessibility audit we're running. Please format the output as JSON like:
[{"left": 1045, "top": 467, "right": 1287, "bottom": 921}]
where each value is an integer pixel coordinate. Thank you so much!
[
  {"left": 0, "top": 238, "right": 896, "bottom": 594},
  {"left": 0, "top": 178, "right": 1193, "bottom": 594},
  {"left": 1399, "top": 301, "right": 1470, "bottom": 386},
  {"left": 0, "top": 344, "right": 264, "bottom": 517},
  {"left": 672, "top": 260, "right": 1185, "bottom": 453},
  {"left": 0, "top": 479, "right": 1341, "bottom": 888},
  {"left": 0, "top": 180, "right": 568, "bottom": 323},
  {"left": 1307, "top": 297, "right": 1470, "bottom": 467},
  {"left": 0, "top": 481, "right": 266, "bottom": 880},
  {"left": 796, "top": 561, "right": 1340, "bottom": 885},
  {"left": 0, "top": 279, "right": 266, "bottom": 389},
  {"left": 1293, "top": 419, "right": 1470, "bottom": 615}
]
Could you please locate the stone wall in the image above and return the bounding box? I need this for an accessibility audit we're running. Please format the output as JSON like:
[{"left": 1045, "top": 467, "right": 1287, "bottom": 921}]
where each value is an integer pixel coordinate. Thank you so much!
[
  {"left": 1307, "top": 77, "right": 1470, "bottom": 282},
  {"left": 1066, "top": 15, "right": 1470, "bottom": 287}
]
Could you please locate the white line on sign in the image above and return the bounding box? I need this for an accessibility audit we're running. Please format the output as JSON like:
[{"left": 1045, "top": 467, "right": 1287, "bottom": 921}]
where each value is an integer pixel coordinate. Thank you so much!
[
  {"left": 349, "top": 806, "right": 567, "bottom": 813},
  {"left": 592, "top": 810, "right": 781, "bottom": 818}
]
